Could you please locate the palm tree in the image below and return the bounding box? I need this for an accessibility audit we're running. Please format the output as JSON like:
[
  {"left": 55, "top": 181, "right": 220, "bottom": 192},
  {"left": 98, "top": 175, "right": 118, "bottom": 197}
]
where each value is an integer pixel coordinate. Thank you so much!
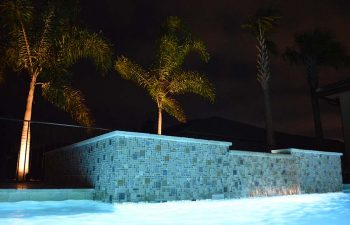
[
  {"left": 0, "top": 0, "right": 112, "bottom": 181},
  {"left": 242, "top": 9, "right": 281, "bottom": 151},
  {"left": 115, "top": 16, "right": 215, "bottom": 135},
  {"left": 284, "top": 30, "right": 349, "bottom": 148}
]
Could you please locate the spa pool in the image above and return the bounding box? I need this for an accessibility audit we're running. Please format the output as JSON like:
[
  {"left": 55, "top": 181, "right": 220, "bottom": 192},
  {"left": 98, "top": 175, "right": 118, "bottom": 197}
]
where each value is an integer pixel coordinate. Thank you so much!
[{"left": 0, "top": 192, "right": 349, "bottom": 225}]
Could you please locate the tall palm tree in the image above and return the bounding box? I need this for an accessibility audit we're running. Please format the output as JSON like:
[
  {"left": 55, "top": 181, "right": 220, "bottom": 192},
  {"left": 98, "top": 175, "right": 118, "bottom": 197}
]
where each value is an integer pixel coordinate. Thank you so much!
[
  {"left": 115, "top": 16, "right": 215, "bottom": 135},
  {"left": 284, "top": 30, "right": 349, "bottom": 148},
  {"left": 0, "top": 0, "right": 112, "bottom": 181},
  {"left": 242, "top": 9, "right": 280, "bottom": 151}
]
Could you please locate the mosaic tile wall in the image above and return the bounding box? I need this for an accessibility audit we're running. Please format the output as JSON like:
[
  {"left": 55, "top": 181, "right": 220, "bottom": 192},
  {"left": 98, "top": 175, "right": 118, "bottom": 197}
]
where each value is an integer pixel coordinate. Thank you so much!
[
  {"left": 225, "top": 151, "right": 299, "bottom": 198},
  {"left": 290, "top": 149, "right": 343, "bottom": 193},
  {"left": 44, "top": 131, "right": 343, "bottom": 202}
]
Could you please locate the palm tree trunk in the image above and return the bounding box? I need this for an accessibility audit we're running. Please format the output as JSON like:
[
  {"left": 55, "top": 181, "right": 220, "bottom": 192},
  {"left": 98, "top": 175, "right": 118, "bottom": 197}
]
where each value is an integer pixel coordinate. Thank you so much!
[
  {"left": 157, "top": 108, "right": 162, "bottom": 135},
  {"left": 256, "top": 29, "right": 275, "bottom": 151},
  {"left": 309, "top": 85, "right": 323, "bottom": 149},
  {"left": 17, "top": 75, "right": 37, "bottom": 181},
  {"left": 262, "top": 83, "right": 275, "bottom": 151},
  {"left": 306, "top": 63, "right": 323, "bottom": 149}
]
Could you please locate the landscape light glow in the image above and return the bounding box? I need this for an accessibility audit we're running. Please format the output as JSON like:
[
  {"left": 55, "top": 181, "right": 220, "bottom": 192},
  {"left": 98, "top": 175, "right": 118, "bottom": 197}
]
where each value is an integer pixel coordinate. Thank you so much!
[{"left": 17, "top": 121, "right": 31, "bottom": 181}]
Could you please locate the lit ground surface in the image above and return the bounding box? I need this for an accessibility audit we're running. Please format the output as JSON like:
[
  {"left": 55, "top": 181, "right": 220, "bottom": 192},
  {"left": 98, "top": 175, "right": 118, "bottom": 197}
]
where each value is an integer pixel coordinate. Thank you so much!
[{"left": 0, "top": 193, "right": 349, "bottom": 225}]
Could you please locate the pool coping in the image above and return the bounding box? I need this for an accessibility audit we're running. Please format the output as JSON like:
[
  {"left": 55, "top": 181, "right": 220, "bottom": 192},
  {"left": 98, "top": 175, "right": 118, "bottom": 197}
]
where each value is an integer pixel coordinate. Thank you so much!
[
  {"left": 46, "top": 130, "right": 233, "bottom": 154},
  {"left": 0, "top": 188, "right": 95, "bottom": 202},
  {"left": 272, "top": 148, "right": 343, "bottom": 156}
]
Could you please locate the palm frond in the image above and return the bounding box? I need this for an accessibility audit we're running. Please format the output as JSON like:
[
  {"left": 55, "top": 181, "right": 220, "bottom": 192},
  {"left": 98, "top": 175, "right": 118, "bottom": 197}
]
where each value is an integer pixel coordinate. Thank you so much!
[
  {"left": 0, "top": 0, "right": 33, "bottom": 31},
  {"left": 58, "top": 27, "right": 112, "bottom": 73},
  {"left": 168, "top": 71, "right": 215, "bottom": 102},
  {"left": 295, "top": 30, "right": 349, "bottom": 68},
  {"left": 162, "top": 16, "right": 191, "bottom": 39},
  {"left": 163, "top": 16, "right": 183, "bottom": 33},
  {"left": 145, "top": 81, "right": 164, "bottom": 105},
  {"left": 3, "top": 43, "right": 20, "bottom": 71},
  {"left": 41, "top": 82, "right": 94, "bottom": 127},
  {"left": 1, "top": 1, "right": 37, "bottom": 73},
  {"left": 162, "top": 97, "right": 186, "bottom": 123},
  {"left": 17, "top": 28, "right": 31, "bottom": 70},
  {"left": 39, "top": 64, "right": 70, "bottom": 85},
  {"left": 242, "top": 9, "right": 281, "bottom": 36},
  {"left": 115, "top": 16, "right": 214, "bottom": 130},
  {"left": 181, "top": 38, "right": 210, "bottom": 63},
  {"left": 157, "top": 35, "right": 203, "bottom": 79},
  {"left": 34, "top": 8, "right": 54, "bottom": 67},
  {"left": 285, "top": 30, "right": 350, "bottom": 69},
  {"left": 157, "top": 35, "right": 180, "bottom": 77},
  {"left": 156, "top": 36, "right": 209, "bottom": 80},
  {"left": 156, "top": 16, "right": 209, "bottom": 78},
  {"left": 115, "top": 56, "right": 152, "bottom": 88}
]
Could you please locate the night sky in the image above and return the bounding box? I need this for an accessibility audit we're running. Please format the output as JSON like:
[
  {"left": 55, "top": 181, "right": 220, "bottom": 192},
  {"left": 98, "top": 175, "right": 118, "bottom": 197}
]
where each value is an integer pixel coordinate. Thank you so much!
[{"left": 2, "top": 0, "right": 350, "bottom": 141}]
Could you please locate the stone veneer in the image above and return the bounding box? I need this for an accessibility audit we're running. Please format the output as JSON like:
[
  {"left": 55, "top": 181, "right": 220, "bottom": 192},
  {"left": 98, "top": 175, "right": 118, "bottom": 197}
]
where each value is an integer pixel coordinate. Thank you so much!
[
  {"left": 272, "top": 149, "right": 343, "bottom": 193},
  {"left": 44, "top": 131, "right": 343, "bottom": 202}
]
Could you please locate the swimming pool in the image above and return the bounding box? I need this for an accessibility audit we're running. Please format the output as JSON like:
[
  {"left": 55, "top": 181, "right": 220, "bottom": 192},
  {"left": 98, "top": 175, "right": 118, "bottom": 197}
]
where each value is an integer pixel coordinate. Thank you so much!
[{"left": 0, "top": 192, "right": 349, "bottom": 225}]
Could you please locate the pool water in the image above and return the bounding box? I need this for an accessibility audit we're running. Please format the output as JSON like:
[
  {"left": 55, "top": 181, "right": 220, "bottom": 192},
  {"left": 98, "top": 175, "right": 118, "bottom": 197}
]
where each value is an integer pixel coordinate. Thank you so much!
[{"left": 0, "top": 192, "right": 349, "bottom": 225}]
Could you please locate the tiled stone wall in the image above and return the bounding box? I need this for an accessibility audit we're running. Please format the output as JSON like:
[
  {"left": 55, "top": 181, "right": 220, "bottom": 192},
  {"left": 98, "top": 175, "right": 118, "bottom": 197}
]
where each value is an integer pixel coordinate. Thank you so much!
[
  {"left": 44, "top": 131, "right": 343, "bottom": 202},
  {"left": 273, "top": 149, "right": 343, "bottom": 193},
  {"left": 225, "top": 151, "right": 299, "bottom": 198}
]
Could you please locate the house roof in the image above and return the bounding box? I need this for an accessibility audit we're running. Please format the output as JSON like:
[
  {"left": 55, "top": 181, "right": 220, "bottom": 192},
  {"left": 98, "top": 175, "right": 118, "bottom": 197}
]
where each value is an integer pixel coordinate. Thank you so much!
[
  {"left": 317, "top": 78, "right": 350, "bottom": 97},
  {"left": 166, "top": 117, "right": 345, "bottom": 152}
]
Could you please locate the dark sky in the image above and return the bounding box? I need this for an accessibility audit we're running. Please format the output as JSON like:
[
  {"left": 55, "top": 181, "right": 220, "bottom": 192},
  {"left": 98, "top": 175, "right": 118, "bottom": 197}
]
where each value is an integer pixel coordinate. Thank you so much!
[{"left": 2, "top": 0, "right": 350, "bottom": 141}]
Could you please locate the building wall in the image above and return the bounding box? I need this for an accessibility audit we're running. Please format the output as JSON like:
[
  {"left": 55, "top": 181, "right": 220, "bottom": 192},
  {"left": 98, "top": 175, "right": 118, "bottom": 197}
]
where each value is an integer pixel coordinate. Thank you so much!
[
  {"left": 44, "top": 131, "right": 343, "bottom": 202},
  {"left": 340, "top": 91, "right": 350, "bottom": 160}
]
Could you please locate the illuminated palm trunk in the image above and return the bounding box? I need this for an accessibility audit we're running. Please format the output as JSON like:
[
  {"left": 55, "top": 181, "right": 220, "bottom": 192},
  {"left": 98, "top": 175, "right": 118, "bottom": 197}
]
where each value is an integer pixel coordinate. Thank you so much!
[
  {"left": 157, "top": 108, "right": 162, "bottom": 135},
  {"left": 17, "top": 75, "right": 37, "bottom": 181},
  {"left": 256, "top": 29, "right": 275, "bottom": 151}
]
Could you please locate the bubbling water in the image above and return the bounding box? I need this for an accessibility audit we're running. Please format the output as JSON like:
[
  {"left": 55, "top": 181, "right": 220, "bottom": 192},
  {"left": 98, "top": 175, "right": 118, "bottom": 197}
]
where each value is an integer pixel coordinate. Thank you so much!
[{"left": 0, "top": 192, "right": 349, "bottom": 225}]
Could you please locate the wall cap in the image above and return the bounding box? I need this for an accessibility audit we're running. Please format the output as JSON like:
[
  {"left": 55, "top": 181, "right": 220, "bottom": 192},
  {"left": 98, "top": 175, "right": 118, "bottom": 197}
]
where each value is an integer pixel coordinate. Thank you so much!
[
  {"left": 45, "top": 130, "right": 232, "bottom": 154},
  {"left": 271, "top": 148, "right": 343, "bottom": 156},
  {"left": 229, "top": 150, "right": 293, "bottom": 158}
]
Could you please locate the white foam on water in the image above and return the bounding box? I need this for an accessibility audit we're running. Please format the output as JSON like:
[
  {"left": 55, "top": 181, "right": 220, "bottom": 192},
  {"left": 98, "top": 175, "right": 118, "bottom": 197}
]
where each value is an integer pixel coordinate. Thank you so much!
[{"left": 0, "top": 193, "right": 349, "bottom": 225}]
